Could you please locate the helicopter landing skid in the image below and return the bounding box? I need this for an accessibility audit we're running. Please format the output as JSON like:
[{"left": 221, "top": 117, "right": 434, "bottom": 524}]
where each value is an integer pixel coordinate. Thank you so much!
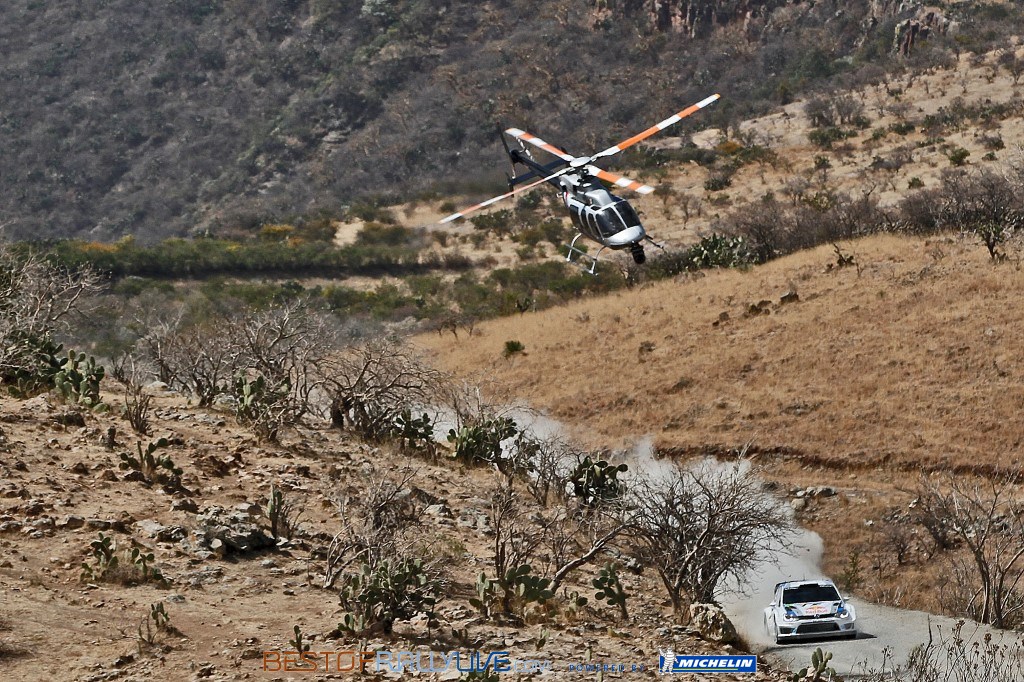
[
  {"left": 565, "top": 234, "right": 605, "bottom": 275},
  {"left": 645, "top": 235, "right": 666, "bottom": 251}
]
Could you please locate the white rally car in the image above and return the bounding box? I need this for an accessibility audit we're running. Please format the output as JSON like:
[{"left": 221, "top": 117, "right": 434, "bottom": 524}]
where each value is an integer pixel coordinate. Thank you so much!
[{"left": 763, "top": 579, "right": 857, "bottom": 644}]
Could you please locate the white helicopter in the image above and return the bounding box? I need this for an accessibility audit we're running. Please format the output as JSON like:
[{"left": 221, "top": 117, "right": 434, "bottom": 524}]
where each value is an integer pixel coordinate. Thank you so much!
[{"left": 440, "top": 93, "right": 720, "bottom": 273}]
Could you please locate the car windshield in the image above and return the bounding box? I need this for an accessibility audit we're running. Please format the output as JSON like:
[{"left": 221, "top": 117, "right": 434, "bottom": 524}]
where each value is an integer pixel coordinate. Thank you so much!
[{"left": 783, "top": 584, "right": 841, "bottom": 604}]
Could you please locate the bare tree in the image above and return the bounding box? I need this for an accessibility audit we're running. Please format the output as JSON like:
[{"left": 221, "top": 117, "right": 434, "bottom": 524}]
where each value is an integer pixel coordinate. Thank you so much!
[
  {"left": 915, "top": 473, "right": 1024, "bottom": 629},
  {"left": 321, "top": 468, "right": 421, "bottom": 590},
  {"left": 0, "top": 246, "right": 101, "bottom": 384},
  {"left": 324, "top": 338, "right": 445, "bottom": 440},
  {"left": 140, "top": 317, "right": 242, "bottom": 406},
  {"left": 630, "top": 458, "right": 794, "bottom": 617}
]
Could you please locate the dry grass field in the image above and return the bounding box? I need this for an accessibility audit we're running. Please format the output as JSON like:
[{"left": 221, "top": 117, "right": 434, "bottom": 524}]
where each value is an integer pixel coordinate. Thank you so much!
[
  {"left": 417, "top": 232, "right": 1024, "bottom": 614},
  {"left": 419, "top": 233, "right": 1024, "bottom": 474}
]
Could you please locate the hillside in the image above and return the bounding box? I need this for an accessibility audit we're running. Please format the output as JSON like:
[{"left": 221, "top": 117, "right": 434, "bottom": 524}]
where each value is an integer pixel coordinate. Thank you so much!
[
  {"left": 416, "top": 232, "right": 1024, "bottom": 616},
  {"left": 0, "top": 0, "right": 1013, "bottom": 242},
  {"left": 419, "top": 233, "right": 1024, "bottom": 472},
  {"left": 0, "top": 390, "right": 789, "bottom": 681}
]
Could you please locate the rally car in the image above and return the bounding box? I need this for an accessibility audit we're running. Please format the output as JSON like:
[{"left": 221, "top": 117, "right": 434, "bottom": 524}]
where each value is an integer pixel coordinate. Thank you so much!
[{"left": 763, "top": 579, "right": 857, "bottom": 644}]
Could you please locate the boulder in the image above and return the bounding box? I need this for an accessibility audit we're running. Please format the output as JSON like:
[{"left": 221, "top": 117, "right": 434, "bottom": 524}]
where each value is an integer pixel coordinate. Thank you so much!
[
  {"left": 194, "top": 506, "right": 275, "bottom": 555},
  {"left": 689, "top": 603, "right": 739, "bottom": 645}
]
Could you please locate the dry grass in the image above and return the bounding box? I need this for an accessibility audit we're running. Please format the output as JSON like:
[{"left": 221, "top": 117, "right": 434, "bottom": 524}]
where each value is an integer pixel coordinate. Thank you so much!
[
  {"left": 417, "top": 232, "right": 1024, "bottom": 617},
  {"left": 419, "top": 233, "right": 1024, "bottom": 474}
]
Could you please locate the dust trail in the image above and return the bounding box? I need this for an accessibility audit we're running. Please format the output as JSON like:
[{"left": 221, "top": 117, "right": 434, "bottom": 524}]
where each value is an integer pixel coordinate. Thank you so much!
[
  {"left": 719, "top": 528, "right": 825, "bottom": 645},
  {"left": 428, "top": 406, "right": 827, "bottom": 643},
  {"left": 622, "top": 437, "right": 827, "bottom": 642}
]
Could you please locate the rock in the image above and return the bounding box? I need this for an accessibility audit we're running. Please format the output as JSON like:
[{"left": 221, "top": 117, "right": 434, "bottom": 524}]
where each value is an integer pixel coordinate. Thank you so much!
[
  {"left": 171, "top": 498, "right": 199, "bottom": 514},
  {"left": 121, "top": 470, "right": 147, "bottom": 483},
  {"left": 194, "top": 506, "right": 275, "bottom": 556},
  {"left": 54, "top": 411, "right": 86, "bottom": 428},
  {"left": 58, "top": 515, "right": 85, "bottom": 529},
  {"left": 234, "top": 502, "right": 261, "bottom": 517},
  {"left": 791, "top": 498, "right": 808, "bottom": 511},
  {"left": 144, "top": 381, "right": 171, "bottom": 393},
  {"left": 70, "top": 462, "right": 90, "bottom": 475},
  {"left": 87, "top": 518, "right": 112, "bottom": 530},
  {"left": 97, "top": 469, "right": 118, "bottom": 482},
  {"left": 424, "top": 504, "right": 453, "bottom": 518},
  {"left": 31, "top": 517, "right": 56, "bottom": 530},
  {"left": 689, "top": 603, "right": 739, "bottom": 645}
]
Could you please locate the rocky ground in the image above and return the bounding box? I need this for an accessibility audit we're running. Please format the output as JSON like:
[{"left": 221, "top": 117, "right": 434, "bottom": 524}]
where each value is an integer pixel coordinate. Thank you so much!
[{"left": 0, "top": 389, "right": 792, "bottom": 681}]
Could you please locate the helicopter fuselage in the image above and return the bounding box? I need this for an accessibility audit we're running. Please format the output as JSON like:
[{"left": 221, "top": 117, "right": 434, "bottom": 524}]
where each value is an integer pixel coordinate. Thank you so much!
[{"left": 508, "top": 149, "right": 648, "bottom": 263}]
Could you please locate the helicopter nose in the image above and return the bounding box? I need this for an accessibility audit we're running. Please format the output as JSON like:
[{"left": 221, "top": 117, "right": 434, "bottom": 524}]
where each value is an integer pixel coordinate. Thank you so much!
[{"left": 606, "top": 225, "right": 645, "bottom": 248}]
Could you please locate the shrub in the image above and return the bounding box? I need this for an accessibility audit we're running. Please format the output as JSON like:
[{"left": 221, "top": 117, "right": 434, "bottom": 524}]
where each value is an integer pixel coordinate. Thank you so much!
[
  {"left": 808, "top": 127, "right": 853, "bottom": 150},
  {"left": 337, "top": 558, "right": 440, "bottom": 635},
  {"left": 503, "top": 340, "right": 525, "bottom": 358},
  {"left": 704, "top": 173, "right": 732, "bottom": 191},
  {"left": 947, "top": 147, "right": 970, "bottom": 166}
]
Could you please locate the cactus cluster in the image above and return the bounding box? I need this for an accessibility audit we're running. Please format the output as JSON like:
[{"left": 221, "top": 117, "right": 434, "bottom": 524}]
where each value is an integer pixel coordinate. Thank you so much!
[
  {"left": 53, "top": 350, "right": 108, "bottom": 410},
  {"left": 80, "top": 532, "right": 119, "bottom": 582},
  {"left": 470, "top": 564, "right": 554, "bottom": 619},
  {"left": 389, "top": 409, "right": 435, "bottom": 454},
  {"left": 119, "top": 437, "right": 181, "bottom": 485},
  {"left": 447, "top": 416, "right": 518, "bottom": 470},
  {"left": 570, "top": 456, "right": 628, "bottom": 508},
  {"left": 791, "top": 647, "right": 837, "bottom": 682},
  {"left": 592, "top": 563, "right": 629, "bottom": 620},
  {"left": 337, "top": 558, "right": 439, "bottom": 636}
]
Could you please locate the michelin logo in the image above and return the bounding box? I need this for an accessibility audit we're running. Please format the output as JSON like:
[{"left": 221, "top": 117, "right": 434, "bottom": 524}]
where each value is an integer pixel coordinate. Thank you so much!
[{"left": 658, "top": 650, "right": 757, "bottom": 674}]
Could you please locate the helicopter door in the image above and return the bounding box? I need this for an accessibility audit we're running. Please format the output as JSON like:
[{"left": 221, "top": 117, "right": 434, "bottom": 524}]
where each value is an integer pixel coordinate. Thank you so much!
[
  {"left": 584, "top": 209, "right": 602, "bottom": 241},
  {"left": 568, "top": 202, "right": 585, "bottom": 232}
]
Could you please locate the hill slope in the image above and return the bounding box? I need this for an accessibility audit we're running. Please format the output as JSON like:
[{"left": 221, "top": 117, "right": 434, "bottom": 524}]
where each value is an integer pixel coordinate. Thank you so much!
[
  {"left": 1, "top": 0, "right": 1007, "bottom": 242},
  {"left": 418, "top": 233, "right": 1024, "bottom": 474}
]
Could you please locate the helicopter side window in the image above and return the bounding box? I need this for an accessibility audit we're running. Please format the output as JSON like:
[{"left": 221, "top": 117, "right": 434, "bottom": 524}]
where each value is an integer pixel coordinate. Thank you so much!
[
  {"left": 585, "top": 210, "right": 600, "bottom": 237},
  {"left": 569, "top": 203, "right": 584, "bottom": 231}
]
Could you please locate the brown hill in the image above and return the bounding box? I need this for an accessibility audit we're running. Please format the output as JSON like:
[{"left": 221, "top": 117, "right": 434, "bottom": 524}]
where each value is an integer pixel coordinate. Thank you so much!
[
  {"left": 416, "top": 233, "right": 1024, "bottom": 616},
  {"left": 419, "top": 233, "right": 1024, "bottom": 473}
]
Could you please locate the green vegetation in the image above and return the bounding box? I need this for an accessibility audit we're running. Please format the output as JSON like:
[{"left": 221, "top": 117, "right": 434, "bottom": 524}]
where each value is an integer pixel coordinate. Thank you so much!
[
  {"left": 118, "top": 437, "right": 181, "bottom": 486},
  {"left": 471, "top": 565, "right": 554, "bottom": 620},
  {"left": 33, "top": 233, "right": 454, "bottom": 280},
  {"left": 592, "top": 563, "right": 629, "bottom": 620},
  {"left": 337, "top": 558, "right": 440, "bottom": 636}
]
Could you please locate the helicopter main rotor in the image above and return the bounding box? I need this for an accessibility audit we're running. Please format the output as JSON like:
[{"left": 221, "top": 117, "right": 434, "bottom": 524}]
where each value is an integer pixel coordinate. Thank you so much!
[{"left": 439, "top": 93, "right": 720, "bottom": 225}]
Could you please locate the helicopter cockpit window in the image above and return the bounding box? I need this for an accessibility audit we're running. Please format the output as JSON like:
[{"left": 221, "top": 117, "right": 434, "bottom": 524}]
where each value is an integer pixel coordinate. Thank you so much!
[
  {"left": 595, "top": 206, "right": 629, "bottom": 238},
  {"left": 614, "top": 201, "right": 641, "bottom": 229}
]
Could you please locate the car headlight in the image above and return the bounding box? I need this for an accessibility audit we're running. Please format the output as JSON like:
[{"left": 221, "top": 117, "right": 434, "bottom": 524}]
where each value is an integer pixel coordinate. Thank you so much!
[
  {"left": 837, "top": 604, "right": 852, "bottom": 619},
  {"left": 783, "top": 607, "right": 798, "bottom": 621}
]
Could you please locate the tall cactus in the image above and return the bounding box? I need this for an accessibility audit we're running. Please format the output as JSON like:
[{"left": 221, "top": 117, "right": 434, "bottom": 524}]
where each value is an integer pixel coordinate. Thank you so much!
[{"left": 790, "top": 647, "right": 837, "bottom": 681}]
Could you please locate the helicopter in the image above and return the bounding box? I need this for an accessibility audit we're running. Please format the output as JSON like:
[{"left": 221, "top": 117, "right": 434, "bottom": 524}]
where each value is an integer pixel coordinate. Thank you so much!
[{"left": 440, "top": 93, "right": 720, "bottom": 273}]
